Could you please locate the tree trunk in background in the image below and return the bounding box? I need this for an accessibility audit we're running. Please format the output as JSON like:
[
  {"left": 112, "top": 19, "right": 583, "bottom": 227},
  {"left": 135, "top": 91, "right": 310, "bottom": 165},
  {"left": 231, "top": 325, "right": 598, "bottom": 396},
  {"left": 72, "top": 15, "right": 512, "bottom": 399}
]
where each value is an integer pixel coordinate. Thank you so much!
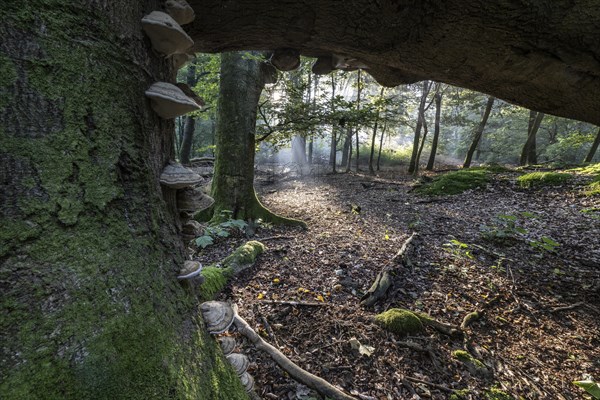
[
  {"left": 408, "top": 81, "right": 431, "bottom": 173},
  {"left": 464, "top": 96, "right": 495, "bottom": 168},
  {"left": 426, "top": 90, "right": 443, "bottom": 170},
  {"left": 180, "top": 60, "right": 198, "bottom": 164},
  {"left": 376, "top": 121, "right": 388, "bottom": 171},
  {"left": 308, "top": 137, "right": 313, "bottom": 164},
  {"left": 345, "top": 127, "right": 353, "bottom": 173},
  {"left": 291, "top": 135, "right": 307, "bottom": 165},
  {"left": 329, "top": 74, "right": 337, "bottom": 172},
  {"left": 584, "top": 127, "right": 600, "bottom": 163},
  {"left": 369, "top": 87, "right": 385, "bottom": 175},
  {"left": 211, "top": 52, "right": 304, "bottom": 226},
  {"left": 341, "top": 127, "right": 352, "bottom": 168},
  {"left": 355, "top": 70, "right": 362, "bottom": 172},
  {"left": 414, "top": 116, "right": 429, "bottom": 175},
  {"left": 0, "top": 2, "right": 247, "bottom": 399},
  {"left": 519, "top": 111, "right": 545, "bottom": 165}
]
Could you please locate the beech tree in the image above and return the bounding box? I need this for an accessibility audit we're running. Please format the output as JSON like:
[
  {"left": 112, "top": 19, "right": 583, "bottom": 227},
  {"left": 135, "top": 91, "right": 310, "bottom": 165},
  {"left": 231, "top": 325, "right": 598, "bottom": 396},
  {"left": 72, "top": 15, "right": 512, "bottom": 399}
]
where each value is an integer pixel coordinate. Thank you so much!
[{"left": 463, "top": 96, "right": 496, "bottom": 168}]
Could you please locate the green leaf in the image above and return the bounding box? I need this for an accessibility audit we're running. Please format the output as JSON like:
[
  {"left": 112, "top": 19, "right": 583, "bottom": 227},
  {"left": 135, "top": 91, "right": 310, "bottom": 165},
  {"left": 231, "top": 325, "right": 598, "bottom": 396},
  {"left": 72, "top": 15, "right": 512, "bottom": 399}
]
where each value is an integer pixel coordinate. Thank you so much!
[
  {"left": 573, "top": 380, "right": 600, "bottom": 399},
  {"left": 216, "top": 230, "right": 230, "bottom": 237},
  {"left": 498, "top": 214, "right": 517, "bottom": 222},
  {"left": 195, "top": 235, "right": 214, "bottom": 249},
  {"left": 521, "top": 211, "right": 536, "bottom": 218},
  {"left": 542, "top": 236, "right": 559, "bottom": 246},
  {"left": 515, "top": 227, "right": 528, "bottom": 234}
]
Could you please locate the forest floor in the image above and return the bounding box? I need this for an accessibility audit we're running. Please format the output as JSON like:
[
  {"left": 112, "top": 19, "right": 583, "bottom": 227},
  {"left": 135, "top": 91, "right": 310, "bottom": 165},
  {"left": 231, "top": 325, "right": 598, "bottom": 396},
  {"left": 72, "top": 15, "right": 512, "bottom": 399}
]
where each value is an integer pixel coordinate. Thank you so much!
[{"left": 204, "top": 166, "right": 600, "bottom": 400}]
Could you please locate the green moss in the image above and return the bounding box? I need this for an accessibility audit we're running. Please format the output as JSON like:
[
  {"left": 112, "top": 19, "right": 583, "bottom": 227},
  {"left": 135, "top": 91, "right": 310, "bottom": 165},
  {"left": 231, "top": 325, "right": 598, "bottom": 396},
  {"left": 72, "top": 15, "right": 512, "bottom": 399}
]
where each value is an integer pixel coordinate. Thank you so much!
[
  {"left": 222, "top": 240, "right": 265, "bottom": 271},
  {"left": 0, "top": 53, "right": 17, "bottom": 108},
  {"left": 415, "top": 169, "right": 490, "bottom": 196},
  {"left": 484, "top": 387, "right": 514, "bottom": 400},
  {"left": 0, "top": 3, "right": 249, "bottom": 399},
  {"left": 449, "top": 389, "right": 471, "bottom": 400},
  {"left": 517, "top": 172, "right": 571, "bottom": 188},
  {"left": 453, "top": 350, "right": 483, "bottom": 367},
  {"left": 584, "top": 177, "right": 600, "bottom": 196},
  {"left": 375, "top": 308, "right": 423, "bottom": 335},
  {"left": 568, "top": 162, "right": 600, "bottom": 175},
  {"left": 200, "top": 266, "right": 232, "bottom": 301}
]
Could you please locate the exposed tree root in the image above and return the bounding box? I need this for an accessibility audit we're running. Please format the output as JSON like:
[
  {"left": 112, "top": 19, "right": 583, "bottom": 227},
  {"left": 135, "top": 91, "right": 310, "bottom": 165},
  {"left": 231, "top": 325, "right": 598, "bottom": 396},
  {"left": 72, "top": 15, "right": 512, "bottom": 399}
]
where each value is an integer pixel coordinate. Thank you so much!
[
  {"left": 360, "top": 233, "right": 417, "bottom": 307},
  {"left": 232, "top": 306, "right": 358, "bottom": 400}
]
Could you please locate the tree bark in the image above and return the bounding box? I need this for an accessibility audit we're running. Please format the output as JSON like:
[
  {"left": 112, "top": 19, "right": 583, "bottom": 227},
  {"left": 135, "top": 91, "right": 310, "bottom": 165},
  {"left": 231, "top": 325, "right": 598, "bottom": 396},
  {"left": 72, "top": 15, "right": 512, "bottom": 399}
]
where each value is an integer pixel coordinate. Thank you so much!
[
  {"left": 341, "top": 127, "right": 352, "bottom": 169},
  {"left": 584, "top": 127, "right": 600, "bottom": 163},
  {"left": 408, "top": 81, "right": 431, "bottom": 173},
  {"left": 426, "top": 89, "right": 443, "bottom": 170},
  {"left": 354, "top": 70, "right": 362, "bottom": 172},
  {"left": 211, "top": 52, "right": 305, "bottom": 227},
  {"left": 187, "top": 0, "right": 600, "bottom": 126},
  {"left": 463, "top": 96, "right": 495, "bottom": 168},
  {"left": 329, "top": 74, "right": 337, "bottom": 172},
  {"left": 0, "top": 2, "right": 247, "bottom": 398}
]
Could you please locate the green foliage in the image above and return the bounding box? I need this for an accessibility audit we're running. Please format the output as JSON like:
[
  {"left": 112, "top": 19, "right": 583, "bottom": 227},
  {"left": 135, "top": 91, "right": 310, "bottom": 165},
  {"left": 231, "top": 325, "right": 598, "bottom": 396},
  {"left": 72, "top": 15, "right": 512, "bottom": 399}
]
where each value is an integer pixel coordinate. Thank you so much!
[
  {"left": 375, "top": 309, "right": 423, "bottom": 335},
  {"left": 517, "top": 172, "right": 571, "bottom": 188},
  {"left": 443, "top": 239, "right": 474, "bottom": 259},
  {"left": 481, "top": 213, "right": 560, "bottom": 254},
  {"left": 195, "top": 211, "right": 248, "bottom": 249},
  {"left": 544, "top": 131, "right": 597, "bottom": 163},
  {"left": 573, "top": 379, "right": 600, "bottom": 399},
  {"left": 416, "top": 169, "right": 490, "bottom": 196},
  {"left": 584, "top": 179, "right": 600, "bottom": 196}
]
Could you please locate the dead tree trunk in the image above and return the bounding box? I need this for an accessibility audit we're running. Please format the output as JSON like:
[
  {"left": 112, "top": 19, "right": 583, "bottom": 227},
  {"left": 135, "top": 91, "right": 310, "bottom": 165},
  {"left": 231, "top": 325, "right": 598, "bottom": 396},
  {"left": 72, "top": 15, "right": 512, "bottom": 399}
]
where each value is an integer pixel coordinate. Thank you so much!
[{"left": 463, "top": 96, "right": 495, "bottom": 168}]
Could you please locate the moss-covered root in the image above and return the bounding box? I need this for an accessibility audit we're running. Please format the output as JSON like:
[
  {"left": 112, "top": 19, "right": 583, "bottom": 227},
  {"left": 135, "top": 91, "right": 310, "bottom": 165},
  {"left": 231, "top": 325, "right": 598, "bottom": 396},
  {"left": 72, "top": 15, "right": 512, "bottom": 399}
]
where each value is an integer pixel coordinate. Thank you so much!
[
  {"left": 452, "top": 350, "right": 493, "bottom": 379},
  {"left": 199, "top": 241, "right": 265, "bottom": 300},
  {"left": 375, "top": 309, "right": 424, "bottom": 335},
  {"left": 375, "top": 308, "right": 461, "bottom": 337}
]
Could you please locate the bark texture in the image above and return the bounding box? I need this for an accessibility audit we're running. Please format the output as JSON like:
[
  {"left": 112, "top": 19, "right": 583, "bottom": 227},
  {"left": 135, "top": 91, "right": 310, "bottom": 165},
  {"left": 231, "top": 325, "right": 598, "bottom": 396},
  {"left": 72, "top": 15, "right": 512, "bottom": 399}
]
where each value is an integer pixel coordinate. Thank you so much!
[
  {"left": 584, "top": 127, "right": 600, "bottom": 163},
  {"left": 187, "top": 0, "right": 600, "bottom": 125},
  {"left": 0, "top": 2, "right": 247, "bottom": 398},
  {"left": 426, "top": 90, "right": 442, "bottom": 170},
  {"left": 464, "top": 96, "right": 495, "bottom": 168},
  {"left": 211, "top": 52, "right": 305, "bottom": 227}
]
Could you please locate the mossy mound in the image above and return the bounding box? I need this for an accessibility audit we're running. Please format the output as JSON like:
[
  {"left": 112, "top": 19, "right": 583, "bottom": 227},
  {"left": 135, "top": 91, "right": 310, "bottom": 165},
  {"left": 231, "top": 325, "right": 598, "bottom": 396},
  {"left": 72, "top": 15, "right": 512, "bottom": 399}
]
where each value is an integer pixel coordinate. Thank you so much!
[
  {"left": 416, "top": 169, "right": 490, "bottom": 196},
  {"left": 517, "top": 171, "right": 571, "bottom": 188},
  {"left": 452, "top": 350, "right": 491, "bottom": 378},
  {"left": 568, "top": 162, "right": 600, "bottom": 175},
  {"left": 484, "top": 387, "right": 514, "bottom": 400},
  {"left": 584, "top": 177, "right": 600, "bottom": 196},
  {"left": 375, "top": 308, "right": 424, "bottom": 335}
]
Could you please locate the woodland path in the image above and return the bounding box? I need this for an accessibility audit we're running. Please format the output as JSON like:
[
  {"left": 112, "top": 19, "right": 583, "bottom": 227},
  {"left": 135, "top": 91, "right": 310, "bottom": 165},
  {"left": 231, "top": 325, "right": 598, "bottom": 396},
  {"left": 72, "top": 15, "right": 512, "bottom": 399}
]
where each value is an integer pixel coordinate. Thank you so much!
[{"left": 207, "top": 168, "right": 599, "bottom": 399}]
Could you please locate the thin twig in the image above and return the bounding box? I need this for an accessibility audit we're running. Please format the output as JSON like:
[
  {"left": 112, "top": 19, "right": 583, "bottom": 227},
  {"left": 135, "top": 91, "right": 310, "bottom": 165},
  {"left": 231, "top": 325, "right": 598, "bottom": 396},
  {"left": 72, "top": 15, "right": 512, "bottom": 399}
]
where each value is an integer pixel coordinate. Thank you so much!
[
  {"left": 404, "top": 376, "right": 454, "bottom": 393},
  {"left": 549, "top": 301, "right": 585, "bottom": 313},
  {"left": 261, "top": 300, "right": 329, "bottom": 307}
]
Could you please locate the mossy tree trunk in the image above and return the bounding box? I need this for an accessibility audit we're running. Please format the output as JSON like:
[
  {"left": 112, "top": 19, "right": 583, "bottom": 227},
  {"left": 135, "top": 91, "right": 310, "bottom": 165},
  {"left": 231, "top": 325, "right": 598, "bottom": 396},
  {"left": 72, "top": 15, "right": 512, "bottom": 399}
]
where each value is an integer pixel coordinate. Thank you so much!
[
  {"left": 463, "top": 96, "right": 495, "bottom": 168},
  {"left": 0, "top": 2, "right": 247, "bottom": 399},
  {"left": 211, "top": 52, "right": 305, "bottom": 226}
]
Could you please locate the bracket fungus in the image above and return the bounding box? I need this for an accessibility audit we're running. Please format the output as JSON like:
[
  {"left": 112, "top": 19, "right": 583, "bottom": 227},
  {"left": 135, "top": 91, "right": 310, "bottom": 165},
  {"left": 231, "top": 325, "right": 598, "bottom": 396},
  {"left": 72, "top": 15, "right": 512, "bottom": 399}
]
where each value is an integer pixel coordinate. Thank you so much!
[
  {"left": 141, "top": 11, "right": 193, "bottom": 56},
  {"left": 200, "top": 301, "right": 235, "bottom": 334},
  {"left": 226, "top": 353, "right": 250, "bottom": 376},
  {"left": 159, "top": 161, "right": 203, "bottom": 189},
  {"left": 164, "top": 0, "right": 195, "bottom": 25},
  {"left": 177, "top": 187, "right": 214, "bottom": 214},
  {"left": 177, "top": 260, "right": 203, "bottom": 281},
  {"left": 332, "top": 54, "right": 369, "bottom": 71},
  {"left": 171, "top": 52, "right": 194, "bottom": 70},
  {"left": 146, "top": 82, "right": 201, "bottom": 119},
  {"left": 218, "top": 337, "right": 236, "bottom": 356},
  {"left": 270, "top": 48, "right": 301, "bottom": 71},
  {"left": 240, "top": 372, "right": 255, "bottom": 391}
]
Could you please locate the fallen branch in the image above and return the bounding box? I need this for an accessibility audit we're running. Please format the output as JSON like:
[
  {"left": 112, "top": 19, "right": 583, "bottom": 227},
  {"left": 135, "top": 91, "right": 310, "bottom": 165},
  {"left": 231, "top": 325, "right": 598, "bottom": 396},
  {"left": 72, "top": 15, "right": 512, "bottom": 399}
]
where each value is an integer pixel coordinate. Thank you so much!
[
  {"left": 549, "top": 301, "right": 585, "bottom": 313},
  {"left": 416, "top": 312, "right": 462, "bottom": 337},
  {"left": 404, "top": 376, "right": 454, "bottom": 393},
  {"left": 360, "top": 233, "right": 417, "bottom": 307},
  {"left": 258, "top": 235, "right": 295, "bottom": 241},
  {"left": 233, "top": 307, "right": 357, "bottom": 400},
  {"left": 260, "top": 300, "right": 328, "bottom": 307}
]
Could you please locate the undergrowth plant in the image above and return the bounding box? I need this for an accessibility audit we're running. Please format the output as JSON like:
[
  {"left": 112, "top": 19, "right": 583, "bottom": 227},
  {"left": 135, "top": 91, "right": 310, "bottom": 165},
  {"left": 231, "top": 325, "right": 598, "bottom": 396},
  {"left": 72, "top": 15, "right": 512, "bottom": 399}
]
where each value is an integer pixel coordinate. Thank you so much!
[
  {"left": 195, "top": 210, "right": 248, "bottom": 249},
  {"left": 480, "top": 212, "right": 560, "bottom": 254}
]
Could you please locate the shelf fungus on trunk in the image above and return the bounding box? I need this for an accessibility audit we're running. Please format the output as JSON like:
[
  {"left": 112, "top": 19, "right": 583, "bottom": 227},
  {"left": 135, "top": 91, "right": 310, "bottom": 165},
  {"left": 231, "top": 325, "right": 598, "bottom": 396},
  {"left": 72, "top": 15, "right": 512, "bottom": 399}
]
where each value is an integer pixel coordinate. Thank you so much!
[
  {"left": 175, "top": 82, "right": 206, "bottom": 108},
  {"left": 141, "top": 11, "right": 193, "bottom": 56},
  {"left": 332, "top": 54, "right": 369, "bottom": 71},
  {"left": 226, "top": 353, "right": 250, "bottom": 376},
  {"left": 146, "top": 82, "right": 202, "bottom": 119},
  {"left": 181, "top": 219, "right": 201, "bottom": 243},
  {"left": 200, "top": 301, "right": 235, "bottom": 334},
  {"left": 177, "top": 260, "right": 204, "bottom": 292},
  {"left": 240, "top": 372, "right": 255, "bottom": 392},
  {"left": 270, "top": 48, "right": 301, "bottom": 71},
  {"left": 164, "top": 0, "right": 195, "bottom": 25},
  {"left": 159, "top": 161, "right": 204, "bottom": 189},
  {"left": 218, "top": 337, "right": 236, "bottom": 356},
  {"left": 170, "top": 52, "right": 194, "bottom": 70},
  {"left": 177, "top": 187, "right": 214, "bottom": 220}
]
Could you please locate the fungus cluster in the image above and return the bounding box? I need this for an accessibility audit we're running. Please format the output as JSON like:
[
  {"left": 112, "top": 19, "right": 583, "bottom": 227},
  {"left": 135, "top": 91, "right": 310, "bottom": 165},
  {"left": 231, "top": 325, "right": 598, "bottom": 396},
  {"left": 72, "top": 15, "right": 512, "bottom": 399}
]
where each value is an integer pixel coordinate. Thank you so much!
[
  {"left": 201, "top": 302, "right": 256, "bottom": 393},
  {"left": 142, "top": 1, "right": 202, "bottom": 119}
]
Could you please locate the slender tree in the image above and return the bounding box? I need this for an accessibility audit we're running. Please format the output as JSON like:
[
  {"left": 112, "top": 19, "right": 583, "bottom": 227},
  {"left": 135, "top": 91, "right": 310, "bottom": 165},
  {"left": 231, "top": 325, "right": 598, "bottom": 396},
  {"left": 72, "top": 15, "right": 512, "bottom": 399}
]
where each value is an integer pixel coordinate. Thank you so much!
[
  {"left": 329, "top": 74, "right": 338, "bottom": 171},
  {"left": 368, "top": 87, "right": 386, "bottom": 174},
  {"left": 463, "top": 96, "right": 495, "bottom": 168},
  {"left": 519, "top": 110, "right": 545, "bottom": 165},
  {"left": 180, "top": 60, "right": 198, "bottom": 164},
  {"left": 408, "top": 81, "right": 431, "bottom": 173},
  {"left": 426, "top": 88, "right": 443, "bottom": 170},
  {"left": 355, "top": 70, "right": 362, "bottom": 172},
  {"left": 376, "top": 121, "right": 388, "bottom": 171},
  {"left": 584, "top": 127, "right": 600, "bottom": 163}
]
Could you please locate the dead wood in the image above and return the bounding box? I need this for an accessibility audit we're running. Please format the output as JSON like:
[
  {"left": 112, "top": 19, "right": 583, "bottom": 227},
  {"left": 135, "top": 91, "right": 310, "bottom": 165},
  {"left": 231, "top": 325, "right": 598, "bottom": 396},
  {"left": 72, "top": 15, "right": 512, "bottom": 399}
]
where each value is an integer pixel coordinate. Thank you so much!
[
  {"left": 549, "top": 301, "right": 585, "bottom": 313},
  {"left": 360, "top": 233, "right": 417, "bottom": 307},
  {"left": 404, "top": 376, "right": 454, "bottom": 393},
  {"left": 232, "top": 307, "right": 358, "bottom": 400},
  {"left": 261, "top": 300, "right": 328, "bottom": 307},
  {"left": 416, "top": 312, "right": 462, "bottom": 337}
]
